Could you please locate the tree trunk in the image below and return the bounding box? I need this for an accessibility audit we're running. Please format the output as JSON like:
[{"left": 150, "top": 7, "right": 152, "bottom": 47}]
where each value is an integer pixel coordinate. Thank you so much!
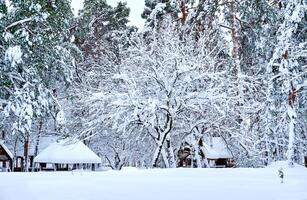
[
  {"left": 229, "top": 0, "right": 247, "bottom": 150},
  {"left": 287, "top": 105, "right": 296, "bottom": 166},
  {"left": 12, "top": 136, "right": 19, "bottom": 171},
  {"left": 32, "top": 119, "right": 43, "bottom": 172},
  {"left": 152, "top": 142, "right": 170, "bottom": 168},
  {"left": 193, "top": 143, "right": 202, "bottom": 168},
  {"left": 228, "top": 0, "right": 239, "bottom": 76},
  {"left": 34, "top": 119, "right": 43, "bottom": 157},
  {"left": 152, "top": 143, "right": 162, "bottom": 168},
  {"left": 179, "top": 0, "right": 187, "bottom": 24},
  {"left": 166, "top": 139, "right": 176, "bottom": 168},
  {"left": 287, "top": 82, "right": 297, "bottom": 166},
  {"left": 152, "top": 110, "right": 173, "bottom": 168},
  {"left": 23, "top": 134, "right": 29, "bottom": 172},
  {"left": 203, "top": 156, "right": 210, "bottom": 168},
  {"left": 198, "top": 137, "right": 210, "bottom": 168},
  {"left": 161, "top": 147, "right": 170, "bottom": 168}
]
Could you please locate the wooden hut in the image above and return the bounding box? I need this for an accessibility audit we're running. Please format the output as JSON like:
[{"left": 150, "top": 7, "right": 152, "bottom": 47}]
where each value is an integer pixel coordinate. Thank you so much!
[
  {"left": 203, "top": 137, "right": 234, "bottom": 168},
  {"left": 177, "top": 145, "right": 192, "bottom": 167},
  {"left": 33, "top": 140, "right": 101, "bottom": 171},
  {"left": 0, "top": 140, "right": 13, "bottom": 172},
  {"left": 177, "top": 137, "right": 234, "bottom": 168}
]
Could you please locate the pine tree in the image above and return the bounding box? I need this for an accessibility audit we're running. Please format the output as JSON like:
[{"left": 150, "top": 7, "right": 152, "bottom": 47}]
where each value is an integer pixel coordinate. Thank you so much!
[
  {"left": 1, "top": 0, "right": 75, "bottom": 171},
  {"left": 142, "top": 0, "right": 177, "bottom": 19},
  {"left": 0, "top": 1, "right": 9, "bottom": 135},
  {"left": 73, "top": 0, "right": 131, "bottom": 85},
  {"left": 66, "top": 0, "right": 133, "bottom": 141}
]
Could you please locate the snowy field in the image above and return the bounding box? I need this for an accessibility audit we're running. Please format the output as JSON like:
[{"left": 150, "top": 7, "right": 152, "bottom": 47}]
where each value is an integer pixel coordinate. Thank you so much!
[{"left": 1, "top": 165, "right": 307, "bottom": 200}]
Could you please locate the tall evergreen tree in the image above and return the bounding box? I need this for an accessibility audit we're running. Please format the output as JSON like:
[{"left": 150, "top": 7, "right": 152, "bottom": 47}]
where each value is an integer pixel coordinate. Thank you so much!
[
  {"left": 73, "top": 0, "right": 131, "bottom": 86},
  {"left": 1, "top": 0, "right": 75, "bottom": 171},
  {"left": 66, "top": 0, "right": 133, "bottom": 141},
  {"left": 268, "top": 0, "right": 306, "bottom": 165}
]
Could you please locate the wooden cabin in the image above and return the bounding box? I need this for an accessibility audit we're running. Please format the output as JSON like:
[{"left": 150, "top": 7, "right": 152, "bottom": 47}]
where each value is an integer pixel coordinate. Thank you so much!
[
  {"left": 177, "top": 137, "right": 234, "bottom": 168},
  {"left": 204, "top": 137, "right": 234, "bottom": 168},
  {"left": 0, "top": 140, "right": 13, "bottom": 172},
  {"left": 2, "top": 136, "right": 101, "bottom": 172},
  {"left": 177, "top": 146, "right": 192, "bottom": 167},
  {"left": 33, "top": 140, "right": 101, "bottom": 171}
]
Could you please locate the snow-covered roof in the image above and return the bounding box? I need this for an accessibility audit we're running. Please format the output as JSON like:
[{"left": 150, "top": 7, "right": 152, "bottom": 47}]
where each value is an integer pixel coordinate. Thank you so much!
[
  {"left": 203, "top": 137, "right": 232, "bottom": 159},
  {"left": 0, "top": 140, "right": 14, "bottom": 159},
  {"left": 34, "top": 140, "right": 101, "bottom": 164}
]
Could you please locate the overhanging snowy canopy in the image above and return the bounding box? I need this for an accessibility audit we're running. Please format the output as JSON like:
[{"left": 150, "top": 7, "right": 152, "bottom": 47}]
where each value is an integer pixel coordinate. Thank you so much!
[{"left": 33, "top": 140, "right": 101, "bottom": 164}]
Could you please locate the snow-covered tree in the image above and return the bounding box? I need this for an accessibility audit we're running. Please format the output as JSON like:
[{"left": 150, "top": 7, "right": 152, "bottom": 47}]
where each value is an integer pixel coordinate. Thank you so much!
[
  {"left": 82, "top": 14, "right": 230, "bottom": 167},
  {"left": 65, "top": 0, "right": 133, "bottom": 137},
  {"left": 268, "top": 0, "right": 306, "bottom": 166},
  {"left": 1, "top": 0, "right": 75, "bottom": 171}
]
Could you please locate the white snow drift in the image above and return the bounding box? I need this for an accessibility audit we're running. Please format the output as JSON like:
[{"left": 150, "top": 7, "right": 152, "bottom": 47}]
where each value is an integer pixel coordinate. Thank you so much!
[{"left": 0, "top": 164, "right": 306, "bottom": 200}]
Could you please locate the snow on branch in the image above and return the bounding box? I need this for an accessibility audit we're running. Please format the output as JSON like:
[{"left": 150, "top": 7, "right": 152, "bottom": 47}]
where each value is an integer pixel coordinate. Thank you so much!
[{"left": 5, "top": 18, "right": 32, "bottom": 32}]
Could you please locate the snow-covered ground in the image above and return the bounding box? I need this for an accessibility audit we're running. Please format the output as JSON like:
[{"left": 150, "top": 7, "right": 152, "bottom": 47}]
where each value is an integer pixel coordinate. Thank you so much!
[{"left": 1, "top": 165, "right": 307, "bottom": 200}]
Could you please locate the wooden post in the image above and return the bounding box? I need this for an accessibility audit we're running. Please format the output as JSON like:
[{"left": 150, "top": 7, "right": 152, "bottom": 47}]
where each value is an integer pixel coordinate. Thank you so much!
[
  {"left": 20, "top": 156, "right": 24, "bottom": 171},
  {"left": 10, "top": 159, "right": 13, "bottom": 172},
  {"left": 32, "top": 162, "right": 35, "bottom": 172}
]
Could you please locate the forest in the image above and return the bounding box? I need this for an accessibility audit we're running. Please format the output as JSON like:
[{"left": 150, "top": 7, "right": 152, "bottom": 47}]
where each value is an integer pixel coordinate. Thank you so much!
[{"left": 0, "top": 0, "right": 306, "bottom": 171}]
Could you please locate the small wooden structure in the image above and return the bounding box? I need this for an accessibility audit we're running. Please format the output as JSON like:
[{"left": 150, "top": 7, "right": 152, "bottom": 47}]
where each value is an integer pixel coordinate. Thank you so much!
[
  {"left": 177, "top": 146, "right": 192, "bottom": 167},
  {"left": 305, "top": 156, "right": 307, "bottom": 167},
  {"left": 33, "top": 140, "right": 101, "bottom": 171},
  {"left": 177, "top": 137, "right": 234, "bottom": 168},
  {"left": 0, "top": 140, "right": 13, "bottom": 171},
  {"left": 204, "top": 137, "right": 234, "bottom": 168}
]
